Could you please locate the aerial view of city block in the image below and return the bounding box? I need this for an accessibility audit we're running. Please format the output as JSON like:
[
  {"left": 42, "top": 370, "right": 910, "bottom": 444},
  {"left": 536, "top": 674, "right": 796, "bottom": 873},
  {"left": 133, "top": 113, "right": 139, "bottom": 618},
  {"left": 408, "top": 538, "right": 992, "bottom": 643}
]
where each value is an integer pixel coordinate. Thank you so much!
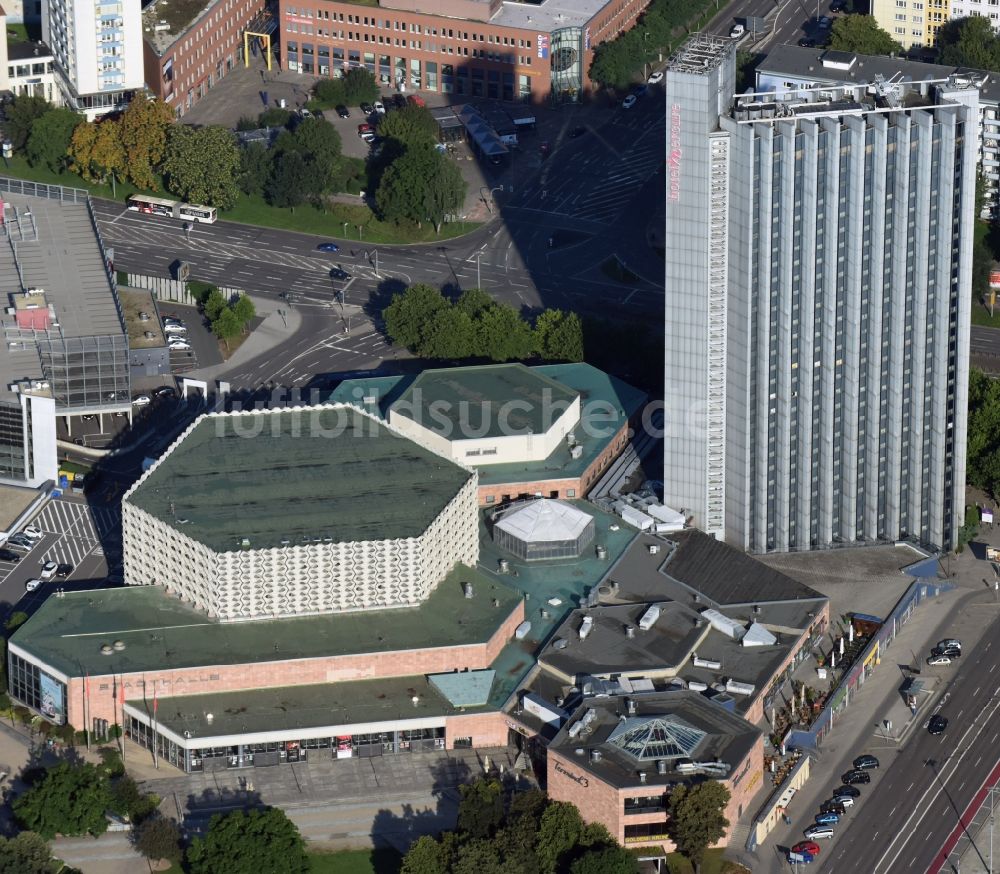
[{"left": 1, "top": 0, "right": 1000, "bottom": 870}]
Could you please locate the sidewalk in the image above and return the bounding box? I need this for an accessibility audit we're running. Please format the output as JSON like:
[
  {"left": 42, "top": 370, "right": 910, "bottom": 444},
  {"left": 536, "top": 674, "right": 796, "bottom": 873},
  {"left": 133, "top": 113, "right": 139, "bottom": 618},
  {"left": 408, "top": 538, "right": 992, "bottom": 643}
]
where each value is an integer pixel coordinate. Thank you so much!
[{"left": 186, "top": 294, "right": 303, "bottom": 385}]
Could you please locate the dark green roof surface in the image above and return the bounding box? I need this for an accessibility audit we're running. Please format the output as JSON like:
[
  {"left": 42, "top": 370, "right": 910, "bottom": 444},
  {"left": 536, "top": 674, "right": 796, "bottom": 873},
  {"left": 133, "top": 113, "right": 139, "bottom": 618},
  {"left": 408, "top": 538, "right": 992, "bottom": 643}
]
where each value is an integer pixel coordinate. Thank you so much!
[
  {"left": 129, "top": 675, "right": 491, "bottom": 742},
  {"left": 329, "top": 364, "right": 647, "bottom": 487},
  {"left": 390, "top": 363, "right": 580, "bottom": 440},
  {"left": 11, "top": 566, "right": 522, "bottom": 678},
  {"left": 126, "top": 408, "right": 473, "bottom": 551}
]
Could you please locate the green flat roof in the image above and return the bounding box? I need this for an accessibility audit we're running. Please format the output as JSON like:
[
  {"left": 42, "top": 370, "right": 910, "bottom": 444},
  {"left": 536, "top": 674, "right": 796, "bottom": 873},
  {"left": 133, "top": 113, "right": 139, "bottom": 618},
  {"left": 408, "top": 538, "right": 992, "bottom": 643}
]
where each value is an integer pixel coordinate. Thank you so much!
[
  {"left": 11, "top": 565, "right": 523, "bottom": 678},
  {"left": 127, "top": 408, "right": 473, "bottom": 551},
  {"left": 390, "top": 364, "right": 580, "bottom": 441},
  {"left": 128, "top": 674, "right": 489, "bottom": 742},
  {"left": 330, "top": 364, "right": 647, "bottom": 488}
]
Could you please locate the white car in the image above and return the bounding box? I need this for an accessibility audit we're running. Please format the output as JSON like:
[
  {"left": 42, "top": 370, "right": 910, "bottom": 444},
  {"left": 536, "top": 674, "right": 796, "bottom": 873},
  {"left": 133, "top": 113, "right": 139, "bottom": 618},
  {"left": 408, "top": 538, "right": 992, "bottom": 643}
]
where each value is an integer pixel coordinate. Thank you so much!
[
  {"left": 21, "top": 526, "right": 44, "bottom": 541},
  {"left": 164, "top": 325, "right": 188, "bottom": 334},
  {"left": 39, "top": 561, "right": 58, "bottom": 581},
  {"left": 622, "top": 94, "right": 637, "bottom": 110},
  {"left": 373, "top": 100, "right": 385, "bottom": 114},
  {"left": 927, "top": 654, "right": 952, "bottom": 666},
  {"left": 132, "top": 395, "right": 152, "bottom": 406},
  {"left": 835, "top": 795, "right": 855, "bottom": 808},
  {"left": 24, "top": 578, "right": 41, "bottom": 592},
  {"left": 730, "top": 23, "right": 746, "bottom": 38},
  {"left": 647, "top": 70, "right": 664, "bottom": 85},
  {"left": 169, "top": 340, "right": 192, "bottom": 351},
  {"left": 163, "top": 318, "right": 184, "bottom": 328}
]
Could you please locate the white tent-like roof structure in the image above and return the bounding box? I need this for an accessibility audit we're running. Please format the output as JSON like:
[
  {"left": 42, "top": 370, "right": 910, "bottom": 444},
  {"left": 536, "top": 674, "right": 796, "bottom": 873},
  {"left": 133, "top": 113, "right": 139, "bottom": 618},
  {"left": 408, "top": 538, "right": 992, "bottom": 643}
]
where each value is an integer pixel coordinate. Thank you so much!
[
  {"left": 495, "top": 499, "right": 593, "bottom": 543},
  {"left": 741, "top": 621, "right": 778, "bottom": 647}
]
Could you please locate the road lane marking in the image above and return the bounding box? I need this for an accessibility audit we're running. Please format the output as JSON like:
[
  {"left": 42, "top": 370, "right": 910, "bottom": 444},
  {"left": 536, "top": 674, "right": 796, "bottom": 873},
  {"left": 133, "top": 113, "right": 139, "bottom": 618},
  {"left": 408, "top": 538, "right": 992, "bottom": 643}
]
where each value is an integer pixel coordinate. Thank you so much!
[{"left": 907, "top": 781, "right": 914, "bottom": 791}]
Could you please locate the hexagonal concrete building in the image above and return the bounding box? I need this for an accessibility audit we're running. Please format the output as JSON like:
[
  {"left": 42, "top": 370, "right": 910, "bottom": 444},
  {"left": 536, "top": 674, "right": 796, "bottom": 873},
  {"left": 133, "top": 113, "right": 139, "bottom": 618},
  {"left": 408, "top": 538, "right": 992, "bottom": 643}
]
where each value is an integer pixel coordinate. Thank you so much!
[{"left": 122, "top": 405, "right": 479, "bottom": 621}]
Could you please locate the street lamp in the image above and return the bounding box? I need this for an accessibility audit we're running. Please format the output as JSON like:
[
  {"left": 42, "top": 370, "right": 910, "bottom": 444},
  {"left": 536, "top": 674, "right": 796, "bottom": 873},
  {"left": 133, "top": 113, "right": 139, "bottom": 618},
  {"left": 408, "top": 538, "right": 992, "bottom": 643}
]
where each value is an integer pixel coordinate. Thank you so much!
[
  {"left": 472, "top": 251, "right": 484, "bottom": 290},
  {"left": 358, "top": 225, "right": 363, "bottom": 240}
]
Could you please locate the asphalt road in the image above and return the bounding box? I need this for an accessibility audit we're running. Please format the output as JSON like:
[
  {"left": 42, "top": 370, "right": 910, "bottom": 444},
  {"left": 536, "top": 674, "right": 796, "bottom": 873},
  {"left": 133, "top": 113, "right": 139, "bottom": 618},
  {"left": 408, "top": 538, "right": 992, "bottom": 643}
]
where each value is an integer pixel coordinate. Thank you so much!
[
  {"left": 706, "top": 0, "right": 844, "bottom": 53},
  {"left": 774, "top": 614, "right": 1000, "bottom": 874}
]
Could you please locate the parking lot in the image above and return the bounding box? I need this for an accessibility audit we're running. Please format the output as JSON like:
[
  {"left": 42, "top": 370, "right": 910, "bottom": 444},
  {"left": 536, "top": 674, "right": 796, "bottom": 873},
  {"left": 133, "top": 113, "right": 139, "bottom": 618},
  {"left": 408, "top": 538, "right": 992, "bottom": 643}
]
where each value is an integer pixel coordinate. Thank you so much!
[{"left": 0, "top": 495, "right": 118, "bottom": 612}]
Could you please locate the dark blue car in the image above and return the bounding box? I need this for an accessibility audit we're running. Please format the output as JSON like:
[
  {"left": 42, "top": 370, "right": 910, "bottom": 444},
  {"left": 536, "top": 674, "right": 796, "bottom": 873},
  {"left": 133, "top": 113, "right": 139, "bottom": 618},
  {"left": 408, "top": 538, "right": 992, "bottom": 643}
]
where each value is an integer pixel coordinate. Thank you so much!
[{"left": 317, "top": 242, "right": 340, "bottom": 253}]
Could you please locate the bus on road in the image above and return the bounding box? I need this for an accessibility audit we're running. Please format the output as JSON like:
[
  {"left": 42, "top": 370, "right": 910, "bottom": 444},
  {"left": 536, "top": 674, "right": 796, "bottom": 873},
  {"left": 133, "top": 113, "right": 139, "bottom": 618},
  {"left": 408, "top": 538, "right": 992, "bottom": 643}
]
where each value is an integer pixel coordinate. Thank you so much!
[{"left": 126, "top": 195, "right": 218, "bottom": 224}]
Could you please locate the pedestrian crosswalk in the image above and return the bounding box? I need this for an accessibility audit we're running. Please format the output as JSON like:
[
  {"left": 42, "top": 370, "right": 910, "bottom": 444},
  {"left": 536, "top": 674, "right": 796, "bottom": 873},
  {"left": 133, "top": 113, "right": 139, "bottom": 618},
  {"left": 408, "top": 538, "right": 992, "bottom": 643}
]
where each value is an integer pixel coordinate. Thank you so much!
[{"left": 32, "top": 499, "right": 121, "bottom": 568}]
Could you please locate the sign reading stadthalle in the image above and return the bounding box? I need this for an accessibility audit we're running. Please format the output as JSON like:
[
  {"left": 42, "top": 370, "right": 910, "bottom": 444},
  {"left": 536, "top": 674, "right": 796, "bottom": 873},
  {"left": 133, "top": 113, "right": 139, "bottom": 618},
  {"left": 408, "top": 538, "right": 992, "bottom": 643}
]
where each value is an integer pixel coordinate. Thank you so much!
[{"left": 668, "top": 103, "right": 682, "bottom": 202}]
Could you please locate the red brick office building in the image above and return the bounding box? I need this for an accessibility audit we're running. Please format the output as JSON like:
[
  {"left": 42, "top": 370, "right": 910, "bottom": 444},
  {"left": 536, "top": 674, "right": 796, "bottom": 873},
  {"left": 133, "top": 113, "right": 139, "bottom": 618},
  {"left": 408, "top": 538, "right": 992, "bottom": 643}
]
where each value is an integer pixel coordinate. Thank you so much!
[{"left": 278, "top": 0, "right": 652, "bottom": 102}]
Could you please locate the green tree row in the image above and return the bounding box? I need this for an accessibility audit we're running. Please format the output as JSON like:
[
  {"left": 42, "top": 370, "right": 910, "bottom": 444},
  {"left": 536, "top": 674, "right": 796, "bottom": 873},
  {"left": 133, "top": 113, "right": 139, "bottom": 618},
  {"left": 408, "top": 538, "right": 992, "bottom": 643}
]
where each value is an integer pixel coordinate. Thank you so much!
[
  {"left": 311, "top": 68, "right": 381, "bottom": 108},
  {"left": 383, "top": 284, "right": 584, "bottom": 362},
  {"left": 195, "top": 287, "right": 257, "bottom": 349},
  {"left": 967, "top": 367, "right": 1000, "bottom": 498}
]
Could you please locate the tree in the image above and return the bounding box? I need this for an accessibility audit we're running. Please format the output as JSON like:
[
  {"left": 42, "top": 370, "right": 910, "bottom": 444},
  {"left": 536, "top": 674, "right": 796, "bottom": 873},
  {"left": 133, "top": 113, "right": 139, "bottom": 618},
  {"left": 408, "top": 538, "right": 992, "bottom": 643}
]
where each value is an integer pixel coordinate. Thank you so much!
[
  {"left": 828, "top": 15, "right": 902, "bottom": 55},
  {"left": 421, "top": 147, "right": 466, "bottom": 233},
  {"left": 5, "top": 611, "right": 29, "bottom": 632},
  {"left": 266, "top": 150, "right": 309, "bottom": 208},
  {"left": 455, "top": 288, "right": 494, "bottom": 319},
  {"left": 376, "top": 144, "right": 464, "bottom": 231},
  {"left": 967, "top": 367, "right": 1000, "bottom": 498},
  {"left": 238, "top": 142, "right": 272, "bottom": 197},
  {"left": 163, "top": 125, "right": 240, "bottom": 209},
  {"left": 68, "top": 119, "right": 125, "bottom": 185},
  {"left": 418, "top": 306, "right": 475, "bottom": 359},
  {"left": 186, "top": 808, "right": 309, "bottom": 874},
  {"left": 287, "top": 117, "right": 343, "bottom": 196},
  {"left": 231, "top": 295, "right": 256, "bottom": 333},
  {"left": 342, "top": 68, "right": 380, "bottom": 104},
  {"left": 382, "top": 283, "right": 449, "bottom": 350},
  {"left": 451, "top": 839, "right": 505, "bottom": 874},
  {"left": 12, "top": 762, "right": 113, "bottom": 839},
  {"left": 535, "top": 309, "right": 584, "bottom": 362},
  {"left": 212, "top": 306, "right": 243, "bottom": 348},
  {"left": 134, "top": 815, "right": 183, "bottom": 865},
  {"left": 590, "top": 38, "right": 636, "bottom": 90},
  {"left": 25, "top": 108, "right": 81, "bottom": 172},
  {"left": 570, "top": 846, "right": 639, "bottom": 874},
  {"left": 666, "top": 781, "right": 731, "bottom": 873},
  {"left": 0, "top": 831, "right": 58, "bottom": 874},
  {"left": 456, "top": 777, "right": 504, "bottom": 839},
  {"left": 535, "top": 801, "right": 585, "bottom": 874},
  {"left": 119, "top": 97, "right": 175, "bottom": 190},
  {"left": 400, "top": 835, "right": 448, "bottom": 874},
  {"left": 313, "top": 78, "right": 346, "bottom": 107},
  {"left": 375, "top": 103, "right": 438, "bottom": 149},
  {"left": 258, "top": 107, "right": 293, "bottom": 128},
  {"left": 475, "top": 303, "right": 535, "bottom": 362},
  {"left": 202, "top": 288, "right": 228, "bottom": 321},
  {"left": 938, "top": 16, "right": 1000, "bottom": 69},
  {"left": 5, "top": 95, "right": 51, "bottom": 150}
]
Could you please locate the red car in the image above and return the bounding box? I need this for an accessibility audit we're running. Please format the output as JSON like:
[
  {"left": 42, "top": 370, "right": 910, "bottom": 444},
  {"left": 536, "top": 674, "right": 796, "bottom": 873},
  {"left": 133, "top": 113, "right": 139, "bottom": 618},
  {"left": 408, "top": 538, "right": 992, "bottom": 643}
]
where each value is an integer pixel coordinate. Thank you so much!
[{"left": 792, "top": 841, "right": 821, "bottom": 857}]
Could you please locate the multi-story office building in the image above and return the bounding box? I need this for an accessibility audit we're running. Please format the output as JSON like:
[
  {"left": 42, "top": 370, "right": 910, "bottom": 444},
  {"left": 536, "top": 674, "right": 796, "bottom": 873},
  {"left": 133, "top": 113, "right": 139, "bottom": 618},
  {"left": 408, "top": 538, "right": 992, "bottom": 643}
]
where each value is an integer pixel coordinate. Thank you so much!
[
  {"left": 663, "top": 35, "right": 975, "bottom": 553},
  {"left": 42, "top": 0, "right": 143, "bottom": 118},
  {"left": 756, "top": 45, "right": 1000, "bottom": 219},
  {"left": 142, "top": 0, "right": 270, "bottom": 117},
  {"left": 277, "top": 0, "right": 652, "bottom": 103},
  {"left": 0, "top": 179, "right": 130, "bottom": 488}
]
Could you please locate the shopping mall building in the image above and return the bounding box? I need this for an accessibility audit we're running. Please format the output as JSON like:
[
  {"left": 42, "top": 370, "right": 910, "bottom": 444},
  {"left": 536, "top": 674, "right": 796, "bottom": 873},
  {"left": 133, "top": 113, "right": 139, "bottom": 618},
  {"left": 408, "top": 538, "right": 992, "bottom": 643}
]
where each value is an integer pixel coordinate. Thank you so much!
[
  {"left": 278, "top": 0, "right": 653, "bottom": 102},
  {"left": 7, "top": 363, "right": 831, "bottom": 850}
]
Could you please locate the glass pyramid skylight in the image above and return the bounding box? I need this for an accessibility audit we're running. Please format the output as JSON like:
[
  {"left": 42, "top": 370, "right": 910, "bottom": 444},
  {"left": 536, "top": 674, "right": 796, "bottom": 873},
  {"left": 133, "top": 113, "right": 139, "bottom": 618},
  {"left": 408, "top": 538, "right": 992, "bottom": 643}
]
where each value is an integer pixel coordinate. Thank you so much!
[{"left": 606, "top": 714, "right": 706, "bottom": 761}]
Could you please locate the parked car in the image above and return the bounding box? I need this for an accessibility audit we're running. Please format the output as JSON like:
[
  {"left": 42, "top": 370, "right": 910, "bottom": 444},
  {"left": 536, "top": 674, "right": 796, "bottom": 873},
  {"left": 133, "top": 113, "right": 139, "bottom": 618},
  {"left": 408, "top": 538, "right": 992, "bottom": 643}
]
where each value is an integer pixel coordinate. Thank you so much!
[
  {"left": 792, "top": 842, "right": 822, "bottom": 857},
  {"left": 164, "top": 324, "right": 188, "bottom": 334},
  {"left": 647, "top": 70, "right": 664, "bottom": 85},
  {"left": 622, "top": 94, "right": 637, "bottom": 110},
  {"left": 22, "top": 526, "right": 43, "bottom": 541},
  {"left": 842, "top": 769, "right": 871, "bottom": 785},
  {"left": 24, "top": 578, "right": 41, "bottom": 592},
  {"left": 833, "top": 785, "right": 861, "bottom": 799},
  {"left": 360, "top": 101, "right": 375, "bottom": 115},
  {"left": 335, "top": 104, "right": 350, "bottom": 118},
  {"left": 853, "top": 754, "right": 879, "bottom": 770},
  {"left": 317, "top": 242, "right": 340, "bottom": 253},
  {"left": 6, "top": 534, "right": 33, "bottom": 550},
  {"left": 928, "top": 714, "right": 949, "bottom": 735},
  {"left": 373, "top": 100, "right": 385, "bottom": 114},
  {"left": 815, "top": 812, "right": 840, "bottom": 825},
  {"left": 297, "top": 107, "right": 312, "bottom": 119},
  {"left": 818, "top": 15, "right": 832, "bottom": 27},
  {"left": 932, "top": 645, "right": 961, "bottom": 658},
  {"left": 132, "top": 395, "right": 152, "bottom": 406},
  {"left": 56, "top": 563, "right": 73, "bottom": 578},
  {"left": 392, "top": 94, "right": 407, "bottom": 108},
  {"left": 927, "top": 654, "right": 952, "bottom": 666},
  {"left": 358, "top": 123, "right": 375, "bottom": 142},
  {"left": 155, "top": 387, "right": 176, "bottom": 398},
  {"left": 0, "top": 548, "right": 21, "bottom": 562},
  {"left": 730, "top": 23, "right": 746, "bottom": 38},
  {"left": 39, "top": 561, "right": 58, "bottom": 581},
  {"left": 799, "top": 37, "right": 816, "bottom": 47},
  {"left": 163, "top": 317, "right": 183, "bottom": 326},
  {"left": 819, "top": 800, "right": 846, "bottom": 815},
  {"left": 168, "top": 340, "right": 192, "bottom": 351},
  {"left": 830, "top": 0, "right": 847, "bottom": 10},
  {"left": 803, "top": 825, "right": 835, "bottom": 840},
  {"left": 938, "top": 638, "right": 962, "bottom": 651}
]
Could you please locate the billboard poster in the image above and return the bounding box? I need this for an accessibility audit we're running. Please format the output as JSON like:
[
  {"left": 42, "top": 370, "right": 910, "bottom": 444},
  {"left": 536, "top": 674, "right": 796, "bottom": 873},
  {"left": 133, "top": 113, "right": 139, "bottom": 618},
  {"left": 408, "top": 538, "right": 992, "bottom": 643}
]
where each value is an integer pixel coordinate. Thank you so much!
[
  {"left": 39, "top": 672, "right": 65, "bottom": 725},
  {"left": 537, "top": 35, "right": 550, "bottom": 60},
  {"left": 585, "top": 28, "right": 591, "bottom": 51}
]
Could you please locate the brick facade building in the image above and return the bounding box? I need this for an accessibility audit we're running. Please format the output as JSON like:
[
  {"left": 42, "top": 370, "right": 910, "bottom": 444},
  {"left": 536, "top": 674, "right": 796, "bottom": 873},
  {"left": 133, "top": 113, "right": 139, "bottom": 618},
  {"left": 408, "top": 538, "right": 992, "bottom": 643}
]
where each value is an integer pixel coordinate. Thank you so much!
[{"left": 278, "top": 0, "right": 652, "bottom": 103}]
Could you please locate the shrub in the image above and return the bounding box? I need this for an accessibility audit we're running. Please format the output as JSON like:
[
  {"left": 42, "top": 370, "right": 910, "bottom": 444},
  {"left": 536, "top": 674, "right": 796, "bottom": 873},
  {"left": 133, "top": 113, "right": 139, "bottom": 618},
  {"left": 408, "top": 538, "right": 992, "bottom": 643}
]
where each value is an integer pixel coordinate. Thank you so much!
[{"left": 134, "top": 815, "right": 183, "bottom": 864}]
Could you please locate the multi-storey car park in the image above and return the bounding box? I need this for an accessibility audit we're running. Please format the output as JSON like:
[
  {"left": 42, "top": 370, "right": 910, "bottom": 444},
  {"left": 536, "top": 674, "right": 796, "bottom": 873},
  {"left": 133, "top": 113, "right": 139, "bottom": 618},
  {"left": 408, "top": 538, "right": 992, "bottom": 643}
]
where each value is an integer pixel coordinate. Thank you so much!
[
  {"left": 7, "top": 359, "right": 845, "bottom": 853},
  {"left": 0, "top": 180, "right": 130, "bottom": 489}
]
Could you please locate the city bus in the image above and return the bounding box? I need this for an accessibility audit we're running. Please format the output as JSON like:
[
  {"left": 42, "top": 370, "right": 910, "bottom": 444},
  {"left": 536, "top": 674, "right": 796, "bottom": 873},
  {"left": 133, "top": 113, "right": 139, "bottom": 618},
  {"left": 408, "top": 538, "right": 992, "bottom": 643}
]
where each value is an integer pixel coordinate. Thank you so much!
[{"left": 126, "top": 195, "right": 218, "bottom": 224}]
